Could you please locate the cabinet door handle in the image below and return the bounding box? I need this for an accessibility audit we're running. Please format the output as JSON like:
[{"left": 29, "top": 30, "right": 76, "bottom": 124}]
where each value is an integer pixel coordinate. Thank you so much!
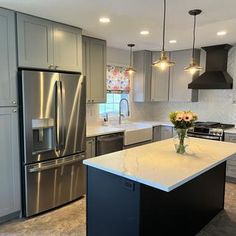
[
  {"left": 55, "top": 66, "right": 59, "bottom": 69},
  {"left": 48, "top": 64, "right": 54, "bottom": 69},
  {"left": 12, "top": 109, "right": 17, "bottom": 113},
  {"left": 12, "top": 101, "right": 16, "bottom": 104}
]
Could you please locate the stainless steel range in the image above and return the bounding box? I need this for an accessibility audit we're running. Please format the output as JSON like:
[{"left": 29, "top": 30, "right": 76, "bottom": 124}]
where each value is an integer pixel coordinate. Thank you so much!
[
  {"left": 19, "top": 70, "right": 86, "bottom": 217},
  {"left": 188, "top": 122, "right": 234, "bottom": 141}
]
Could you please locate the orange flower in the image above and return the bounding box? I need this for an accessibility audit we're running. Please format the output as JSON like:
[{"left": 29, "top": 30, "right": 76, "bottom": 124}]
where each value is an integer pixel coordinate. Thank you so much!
[
  {"left": 176, "top": 112, "right": 184, "bottom": 121},
  {"left": 183, "top": 112, "right": 193, "bottom": 122}
]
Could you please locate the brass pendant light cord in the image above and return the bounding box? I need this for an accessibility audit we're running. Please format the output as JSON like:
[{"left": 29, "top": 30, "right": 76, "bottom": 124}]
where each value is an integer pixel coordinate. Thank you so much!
[
  {"left": 192, "top": 14, "right": 196, "bottom": 62},
  {"left": 162, "top": 0, "right": 166, "bottom": 52},
  {"left": 130, "top": 46, "right": 132, "bottom": 67}
]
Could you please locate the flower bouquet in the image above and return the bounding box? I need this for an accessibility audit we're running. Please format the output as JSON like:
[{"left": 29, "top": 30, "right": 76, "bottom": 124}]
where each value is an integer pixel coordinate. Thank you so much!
[{"left": 169, "top": 111, "right": 198, "bottom": 154}]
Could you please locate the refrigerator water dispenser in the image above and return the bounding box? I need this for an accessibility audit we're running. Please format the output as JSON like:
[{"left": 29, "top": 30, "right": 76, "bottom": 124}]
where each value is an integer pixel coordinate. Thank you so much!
[{"left": 32, "top": 118, "right": 54, "bottom": 155}]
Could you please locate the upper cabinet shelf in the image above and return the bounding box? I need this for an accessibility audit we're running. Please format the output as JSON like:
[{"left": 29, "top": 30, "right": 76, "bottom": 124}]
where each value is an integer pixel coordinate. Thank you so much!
[{"left": 17, "top": 13, "right": 82, "bottom": 72}]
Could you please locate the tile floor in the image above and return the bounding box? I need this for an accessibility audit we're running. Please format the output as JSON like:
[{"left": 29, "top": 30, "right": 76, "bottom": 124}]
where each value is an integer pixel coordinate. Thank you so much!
[{"left": 0, "top": 183, "right": 236, "bottom": 236}]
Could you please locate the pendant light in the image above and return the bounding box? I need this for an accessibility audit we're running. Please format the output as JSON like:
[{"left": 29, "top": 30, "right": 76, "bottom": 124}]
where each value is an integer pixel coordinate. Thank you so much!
[
  {"left": 152, "top": 0, "right": 175, "bottom": 70},
  {"left": 184, "top": 9, "right": 202, "bottom": 75},
  {"left": 126, "top": 44, "right": 136, "bottom": 75}
]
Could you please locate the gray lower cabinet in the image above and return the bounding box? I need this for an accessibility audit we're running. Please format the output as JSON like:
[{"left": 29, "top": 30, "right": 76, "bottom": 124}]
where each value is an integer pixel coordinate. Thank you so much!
[
  {"left": 161, "top": 126, "right": 174, "bottom": 140},
  {"left": 225, "top": 133, "right": 236, "bottom": 180},
  {"left": 133, "top": 50, "right": 152, "bottom": 102},
  {"left": 0, "top": 108, "right": 21, "bottom": 222},
  {"left": 0, "top": 8, "right": 17, "bottom": 106},
  {"left": 17, "top": 13, "right": 82, "bottom": 72},
  {"left": 151, "top": 52, "right": 170, "bottom": 102},
  {"left": 82, "top": 36, "right": 106, "bottom": 103},
  {"left": 86, "top": 137, "right": 96, "bottom": 159},
  {"left": 153, "top": 125, "right": 174, "bottom": 141},
  {"left": 169, "top": 49, "right": 199, "bottom": 102}
]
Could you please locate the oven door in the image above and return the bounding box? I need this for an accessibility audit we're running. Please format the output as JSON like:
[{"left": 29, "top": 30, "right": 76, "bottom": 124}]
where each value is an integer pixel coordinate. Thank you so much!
[
  {"left": 187, "top": 132, "right": 222, "bottom": 141},
  {"left": 24, "top": 153, "right": 85, "bottom": 217}
]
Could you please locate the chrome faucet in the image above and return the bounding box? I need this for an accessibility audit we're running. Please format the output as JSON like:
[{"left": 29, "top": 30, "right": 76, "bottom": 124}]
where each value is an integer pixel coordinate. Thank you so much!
[{"left": 119, "top": 98, "right": 130, "bottom": 124}]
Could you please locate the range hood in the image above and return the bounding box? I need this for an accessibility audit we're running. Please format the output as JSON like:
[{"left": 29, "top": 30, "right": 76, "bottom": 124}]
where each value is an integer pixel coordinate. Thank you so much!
[{"left": 188, "top": 44, "right": 233, "bottom": 89}]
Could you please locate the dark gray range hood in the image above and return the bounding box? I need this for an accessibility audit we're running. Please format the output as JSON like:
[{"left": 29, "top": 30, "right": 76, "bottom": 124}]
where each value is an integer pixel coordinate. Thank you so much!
[{"left": 188, "top": 44, "right": 233, "bottom": 89}]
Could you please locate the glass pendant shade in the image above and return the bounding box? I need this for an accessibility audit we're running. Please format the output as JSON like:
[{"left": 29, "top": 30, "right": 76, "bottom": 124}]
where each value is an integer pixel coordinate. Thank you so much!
[
  {"left": 152, "top": 51, "right": 175, "bottom": 70},
  {"left": 126, "top": 43, "right": 136, "bottom": 75},
  {"left": 152, "top": 0, "right": 175, "bottom": 71},
  {"left": 184, "top": 62, "right": 202, "bottom": 75},
  {"left": 185, "top": 9, "right": 202, "bottom": 75},
  {"left": 125, "top": 66, "right": 136, "bottom": 75}
]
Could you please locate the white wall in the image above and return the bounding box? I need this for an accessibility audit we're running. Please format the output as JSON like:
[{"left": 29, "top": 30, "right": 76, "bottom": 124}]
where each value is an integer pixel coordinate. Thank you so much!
[{"left": 150, "top": 46, "right": 236, "bottom": 125}]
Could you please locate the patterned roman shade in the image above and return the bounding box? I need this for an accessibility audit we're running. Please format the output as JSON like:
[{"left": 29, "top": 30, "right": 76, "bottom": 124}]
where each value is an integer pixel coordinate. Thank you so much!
[{"left": 107, "top": 65, "right": 130, "bottom": 93}]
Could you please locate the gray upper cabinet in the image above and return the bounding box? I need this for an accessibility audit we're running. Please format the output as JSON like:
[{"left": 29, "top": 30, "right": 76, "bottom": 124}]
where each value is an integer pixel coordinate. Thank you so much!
[
  {"left": 0, "top": 8, "right": 17, "bottom": 106},
  {"left": 169, "top": 49, "right": 199, "bottom": 102},
  {"left": 0, "top": 108, "right": 21, "bottom": 220},
  {"left": 82, "top": 36, "right": 106, "bottom": 103},
  {"left": 151, "top": 51, "right": 169, "bottom": 102},
  {"left": 82, "top": 37, "right": 91, "bottom": 102},
  {"left": 17, "top": 13, "right": 82, "bottom": 72},
  {"left": 17, "top": 13, "right": 53, "bottom": 69},
  {"left": 53, "top": 23, "right": 82, "bottom": 72},
  {"left": 133, "top": 50, "right": 152, "bottom": 102}
]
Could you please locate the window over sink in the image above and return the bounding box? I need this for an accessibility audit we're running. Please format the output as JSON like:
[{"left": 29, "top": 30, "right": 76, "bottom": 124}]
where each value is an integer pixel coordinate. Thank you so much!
[{"left": 99, "top": 65, "right": 130, "bottom": 115}]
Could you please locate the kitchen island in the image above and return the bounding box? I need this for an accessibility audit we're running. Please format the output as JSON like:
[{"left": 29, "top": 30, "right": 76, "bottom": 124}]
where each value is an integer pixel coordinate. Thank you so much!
[{"left": 83, "top": 138, "right": 236, "bottom": 236}]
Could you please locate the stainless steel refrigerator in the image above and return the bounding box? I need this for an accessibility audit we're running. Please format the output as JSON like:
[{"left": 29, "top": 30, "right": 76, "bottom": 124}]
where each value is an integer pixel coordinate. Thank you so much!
[{"left": 19, "top": 70, "right": 86, "bottom": 217}]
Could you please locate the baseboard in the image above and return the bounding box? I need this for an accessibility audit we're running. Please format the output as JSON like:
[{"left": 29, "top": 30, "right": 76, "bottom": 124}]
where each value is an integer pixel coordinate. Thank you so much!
[
  {"left": 226, "top": 176, "right": 236, "bottom": 184},
  {"left": 0, "top": 211, "right": 21, "bottom": 224}
]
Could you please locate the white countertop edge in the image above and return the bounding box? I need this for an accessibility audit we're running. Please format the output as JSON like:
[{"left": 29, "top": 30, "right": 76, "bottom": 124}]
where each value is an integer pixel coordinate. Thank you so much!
[
  {"left": 83, "top": 160, "right": 169, "bottom": 192},
  {"left": 86, "top": 121, "right": 174, "bottom": 138},
  {"left": 167, "top": 157, "right": 229, "bottom": 191},
  {"left": 86, "top": 128, "right": 125, "bottom": 138},
  {"left": 83, "top": 155, "right": 230, "bottom": 192}
]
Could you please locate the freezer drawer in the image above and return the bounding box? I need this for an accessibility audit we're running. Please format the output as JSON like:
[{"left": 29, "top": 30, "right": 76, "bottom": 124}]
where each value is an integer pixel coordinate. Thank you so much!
[
  {"left": 96, "top": 133, "right": 124, "bottom": 156},
  {"left": 24, "top": 153, "right": 86, "bottom": 217}
]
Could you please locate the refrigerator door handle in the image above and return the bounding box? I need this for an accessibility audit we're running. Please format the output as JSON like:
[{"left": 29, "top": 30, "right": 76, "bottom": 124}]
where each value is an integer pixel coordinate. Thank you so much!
[
  {"left": 28, "top": 154, "right": 85, "bottom": 173},
  {"left": 55, "top": 81, "right": 59, "bottom": 150},
  {"left": 60, "top": 81, "right": 65, "bottom": 148},
  {"left": 28, "top": 157, "right": 85, "bottom": 173},
  {"left": 55, "top": 80, "right": 62, "bottom": 150}
]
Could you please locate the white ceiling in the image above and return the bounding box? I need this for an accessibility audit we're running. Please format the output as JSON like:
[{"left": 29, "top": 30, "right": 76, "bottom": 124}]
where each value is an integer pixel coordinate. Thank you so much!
[{"left": 1, "top": 0, "right": 236, "bottom": 51}]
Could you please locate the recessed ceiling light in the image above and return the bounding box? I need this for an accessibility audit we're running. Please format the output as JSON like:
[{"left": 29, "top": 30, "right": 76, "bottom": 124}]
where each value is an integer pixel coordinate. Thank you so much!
[
  {"left": 169, "top": 40, "right": 177, "bottom": 44},
  {"left": 217, "top": 31, "right": 227, "bottom": 36},
  {"left": 140, "top": 30, "right": 149, "bottom": 35},
  {"left": 99, "top": 17, "right": 110, "bottom": 23}
]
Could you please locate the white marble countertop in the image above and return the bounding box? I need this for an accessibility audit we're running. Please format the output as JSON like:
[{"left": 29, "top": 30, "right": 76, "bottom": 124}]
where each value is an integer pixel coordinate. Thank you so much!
[
  {"left": 137, "top": 120, "right": 174, "bottom": 127},
  {"left": 86, "top": 120, "right": 173, "bottom": 137},
  {"left": 83, "top": 138, "right": 236, "bottom": 192},
  {"left": 86, "top": 126, "right": 125, "bottom": 138}
]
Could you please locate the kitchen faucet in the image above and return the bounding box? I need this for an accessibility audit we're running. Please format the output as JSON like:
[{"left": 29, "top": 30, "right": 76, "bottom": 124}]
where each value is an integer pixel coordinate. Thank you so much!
[{"left": 119, "top": 98, "right": 130, "bottom": 124}]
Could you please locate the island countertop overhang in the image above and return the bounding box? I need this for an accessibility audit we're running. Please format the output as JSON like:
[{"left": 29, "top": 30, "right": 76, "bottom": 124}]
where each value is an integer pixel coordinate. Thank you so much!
[{"left": 83, "top": 138, "right": 236, "bottom": 192}]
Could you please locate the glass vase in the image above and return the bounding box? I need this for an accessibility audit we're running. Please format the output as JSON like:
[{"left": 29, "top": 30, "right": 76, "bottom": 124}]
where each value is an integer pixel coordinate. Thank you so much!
[{"left": 173, "top": 128, "right": 190, "bottom": 154}]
